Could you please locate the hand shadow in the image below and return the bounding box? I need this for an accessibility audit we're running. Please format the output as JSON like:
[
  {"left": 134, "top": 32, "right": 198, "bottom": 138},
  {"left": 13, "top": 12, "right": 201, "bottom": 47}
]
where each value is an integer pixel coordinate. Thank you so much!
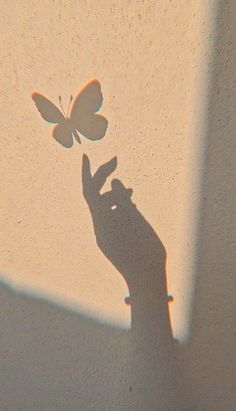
[
  {"left": 82, "top": 154, "right": 173, "bottom": 340},
  {"left": 82, "top": 154, "right": 179, "bottom": 408}
]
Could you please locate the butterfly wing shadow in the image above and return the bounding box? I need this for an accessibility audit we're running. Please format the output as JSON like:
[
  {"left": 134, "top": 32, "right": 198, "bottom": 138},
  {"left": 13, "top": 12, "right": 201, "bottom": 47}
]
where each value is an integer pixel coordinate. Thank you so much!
[
  {"left": 53, "top": 123, "right": 75, "bottom": 148},
  {"left": 70, "top": 79, "right": 108, "bottom": 141},
  {"left": 32, "top": 92, "right": 75, "bottom": 148},
  {"left": 32, "top": 93, "right": 65, "bottom": 124}
]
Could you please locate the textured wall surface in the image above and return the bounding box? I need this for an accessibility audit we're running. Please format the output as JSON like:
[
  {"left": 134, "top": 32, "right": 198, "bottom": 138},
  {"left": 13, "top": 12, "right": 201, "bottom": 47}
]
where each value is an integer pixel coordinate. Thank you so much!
[{"left": 1, "top": 1, "right": 235, "bottom": 410}]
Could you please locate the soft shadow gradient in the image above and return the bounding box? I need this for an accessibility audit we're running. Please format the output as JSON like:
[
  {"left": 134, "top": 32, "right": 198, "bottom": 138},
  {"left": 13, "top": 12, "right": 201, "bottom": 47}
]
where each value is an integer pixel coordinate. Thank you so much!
[{"left": 181, "top": 3, "right": 236, "bottom": 410}]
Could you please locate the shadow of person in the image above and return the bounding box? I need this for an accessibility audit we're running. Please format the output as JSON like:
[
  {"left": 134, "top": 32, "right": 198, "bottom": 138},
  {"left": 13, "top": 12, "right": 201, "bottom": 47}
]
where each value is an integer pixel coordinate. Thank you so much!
[{"left": 82, "top": 154, "right": 180, "bottom": 409}]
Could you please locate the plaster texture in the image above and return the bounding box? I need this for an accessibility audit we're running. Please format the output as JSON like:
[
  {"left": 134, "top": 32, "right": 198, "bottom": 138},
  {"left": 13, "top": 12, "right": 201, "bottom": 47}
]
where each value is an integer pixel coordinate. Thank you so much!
[{"left": 1, "top": 1, "right": 235, "bottom": 410}]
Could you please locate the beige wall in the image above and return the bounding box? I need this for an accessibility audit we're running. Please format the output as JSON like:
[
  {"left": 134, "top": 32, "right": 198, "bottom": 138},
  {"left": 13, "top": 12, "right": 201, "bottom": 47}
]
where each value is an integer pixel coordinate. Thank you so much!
[{"left": 1, "top": 1, "right": 235, "bottom": 410}]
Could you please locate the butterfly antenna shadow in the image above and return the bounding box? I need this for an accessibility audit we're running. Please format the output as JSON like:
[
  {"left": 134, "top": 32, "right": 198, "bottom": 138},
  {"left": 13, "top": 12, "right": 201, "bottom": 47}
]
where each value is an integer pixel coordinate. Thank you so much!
[
  {"left": 59, "top": 96, "right": 67, "bottom": 117},
  {"left": 67, "top": 95, "right": 73, "bottom": 118}
]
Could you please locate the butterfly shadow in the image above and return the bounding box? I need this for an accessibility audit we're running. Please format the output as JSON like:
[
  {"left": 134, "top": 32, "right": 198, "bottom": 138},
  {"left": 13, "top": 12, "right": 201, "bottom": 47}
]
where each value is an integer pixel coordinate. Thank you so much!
[{"left": 32, "top": 79, "right": 108, "bottom": 148}]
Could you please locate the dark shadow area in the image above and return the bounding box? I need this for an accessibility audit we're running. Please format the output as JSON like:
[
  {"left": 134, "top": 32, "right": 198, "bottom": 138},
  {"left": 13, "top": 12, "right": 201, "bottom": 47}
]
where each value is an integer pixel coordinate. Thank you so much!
[
  {"left": 0, "top": 280, "right": 128, "bottom": 411},
  {"left": 32, "top": 79, "right": 108, "bottom": 148},
  {"left": 181, "top": 3, "right": 236, "bottom": 410}
]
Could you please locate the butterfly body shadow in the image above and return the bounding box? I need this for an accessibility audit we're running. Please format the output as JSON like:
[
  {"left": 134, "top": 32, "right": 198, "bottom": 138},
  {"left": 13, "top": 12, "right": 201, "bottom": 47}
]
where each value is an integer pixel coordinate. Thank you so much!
[{"left": 32, "top": 79, "right": 108, "bottom": 148}]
